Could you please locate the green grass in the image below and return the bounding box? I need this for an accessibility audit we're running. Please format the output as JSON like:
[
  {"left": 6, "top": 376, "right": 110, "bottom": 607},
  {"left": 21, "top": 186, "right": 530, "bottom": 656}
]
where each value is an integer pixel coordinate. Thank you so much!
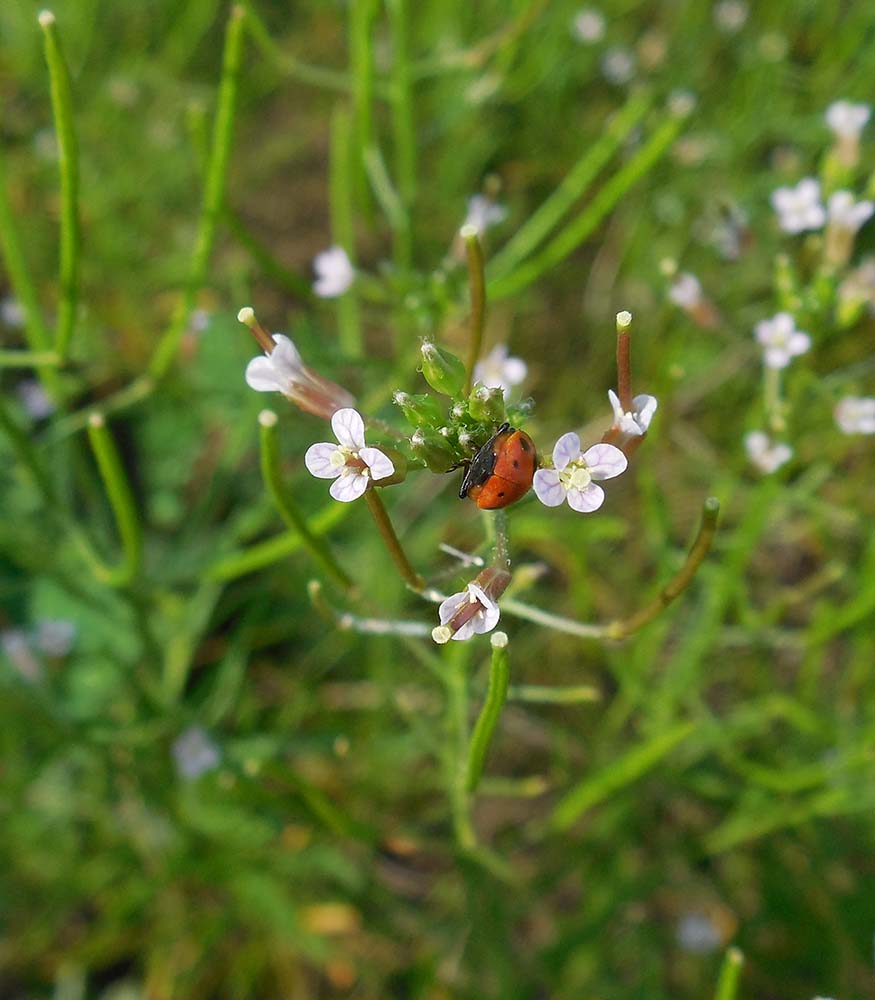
[{"left": 2, "top": 0, "right": 875, "bottom": 997}]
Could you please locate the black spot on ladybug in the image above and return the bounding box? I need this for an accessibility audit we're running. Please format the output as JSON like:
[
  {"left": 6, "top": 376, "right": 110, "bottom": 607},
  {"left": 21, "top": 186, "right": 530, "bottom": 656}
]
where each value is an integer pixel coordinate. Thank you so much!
[
  {"left": 498, "top": 491, "right": 505, "bottom": 497},
  {"left": 519, "top": 438, "right": 531, "bottom": 451},
  {"left": 512, "top": 459, "right": 519, "bottom": 468}
]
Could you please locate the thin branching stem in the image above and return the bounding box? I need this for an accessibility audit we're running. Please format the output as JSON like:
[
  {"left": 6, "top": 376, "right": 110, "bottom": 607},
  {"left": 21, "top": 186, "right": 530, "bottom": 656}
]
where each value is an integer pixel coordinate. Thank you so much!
[
  {"left": 363, "top": 488, "right": 425, "bottom": 591},
  {"left": 462, "top": 227, "right": 487, "bottom": 396}
]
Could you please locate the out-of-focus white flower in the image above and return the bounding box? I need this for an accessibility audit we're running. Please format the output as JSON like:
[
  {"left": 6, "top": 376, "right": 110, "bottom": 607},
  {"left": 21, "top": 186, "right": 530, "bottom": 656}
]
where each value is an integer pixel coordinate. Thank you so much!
[
  {"left": 1, "top": 296, "right": 24, "bottom": 327},
  {"left": 676, "top": 912, "right": 721, "bottom": 954},
  {"left": 433, "top": 582, "right": 500, "bottom": 643},
  {"left": 305, "top": 408, "right": 394, "bottom": 503},
  {"left": 172, "top": 726, "right": 221, "bottom": 780},
  {"left": 834, "top": 396, "right": 875, "bottom": 434},
  {"left": 826, "top": 100, "right": 870, "bottom": 141},
  {"left": 472, "top": 344, "right": 527, "bottom": 398},
  {"left": 189, "top": 308, "right": 211, "bottom": 334},
  {"left": 313, "top": 246, "right": 354, "bottom": 298},
  {"left": 608, "top": 390, "right": 657, "bottom": 443},
  {"left": 462, "top": 195, "right": 507, "bottom": 236},
  {"left": 1, "top": 629, "right": 41, "bottom": 683},
  {"left": 667, "top": 90, "right": 697, "bottom": 119},
  {"left": 571, "top": 8, "right": 605, "bottom": 43},
  {"left": 770, "top": 178, "right": 826, "bottom": 234},
  {"left": 745, "top": 431, "right": 792, "bottom": 474},
  {"left": 244, "top": 329, "right": 355, "bottom": 419},
  {"left": 668, "top": 272, "right": 703, "bottom": 309},
  {"left": 827, "top": 190, "right": 875, "bottom": 233},
  {"left": 533, "top": 435, "right": 627, "bottom": 513},
  {"left": 35, "top": 619, "right": 76, "bottom": 658},
  {"left": 713, "top": 0, "right": 748, "bottom": 34},
  {"left": 16, "top": 379, "right": 55, "bottom": 419},
  {"left": 754, "top": 313, "right": 811, "bottom": 369},
  {"left": 601, "top": 47, "right": 636, "bottom": 85}
]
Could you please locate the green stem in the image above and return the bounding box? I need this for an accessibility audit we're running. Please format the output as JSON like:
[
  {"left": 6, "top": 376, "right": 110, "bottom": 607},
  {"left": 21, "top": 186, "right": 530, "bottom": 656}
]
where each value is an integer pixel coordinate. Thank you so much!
[
  {"left": 364, "top": 143, "right": 411, "bottom": 271},
  {"left": 764, "top": 365, "right": 784, "bottom": 434},
  {"left": 446, "top": 645, "right": 477, "bottom": 850},
  {"left": 86, "top": 412, "right": 143, "bottom": 587},
  {"left": 330, "top": 105, "right": 363, "bottom": 355},
  {"left": 258, "top": 411, "right": 354, "bottom": 591},
  {"left": 349, "top": 0, "right": 379, "bottom": 212},
  {"left": 508, "top": 684, "right": 600, "bottom": 704},
  {"left": 39, "top": 11, "right": 80, "bottom": 363},
  {"left": 0, "top": 350, "right": 60, "bottom": 368},
  {"left": 462, "top": 227, "right": 486, "bottom": 396},
  {"left": 224, "top": 208, "right": 312, "bottom": 299},
  {"left": 714, "top": 947, "right": 744, "bottom": 1000},
  {"left": 465, "top": 633, "right": 510, "bottom": 792},
  {"left": 363, "top": 488, "right": 424, "bottom": 591},
  {"left": 149, "top": 4, "right": 245, "bottom": 378},
  {"left": 385, "top": 0, "right": 416, "bottom": 209}
]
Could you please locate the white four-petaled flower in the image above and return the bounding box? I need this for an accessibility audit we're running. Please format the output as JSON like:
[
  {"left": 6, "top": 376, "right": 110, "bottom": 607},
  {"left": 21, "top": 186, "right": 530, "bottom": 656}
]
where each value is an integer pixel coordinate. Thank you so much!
[
  {"left": 668, "top": 272, "right": 703, "bottom": 309},
  {"left": 770, "top": 178, "right": 826, "bottom": 234},
  {"left": 533, "top": 435, "right": 627, "bottom": 513},
  {"left": 436, "top": 583, "right": 500, "bottom": 642},
  {"left": 834, "top": 396, "right": 875, "bottom": 435},
  {"left": 745, "top": 431, "right": 792, "bottom": 474},
  {"left": 608, "top": 390, "right": 658, "bottom": 441},
  {"left": 472, "top": 344, "right": 528, "bottom": 398},
  {"left": 305, "top": 408, "right": 394, "bottom": 503},
  {"left": 313, "top": 246, "right": 355, "bottom": 298},
  {"left": 825, "top": 100, "right": 871, "bottom": 141},
  {"left": 462, "top": 195, "right": 507, "bottom": 236},
  {"left": 754, "top": 312, "right": 811, "bottom": 369},
  {"left": 827, "top": 190, "right": 875, "bottom": 233}
]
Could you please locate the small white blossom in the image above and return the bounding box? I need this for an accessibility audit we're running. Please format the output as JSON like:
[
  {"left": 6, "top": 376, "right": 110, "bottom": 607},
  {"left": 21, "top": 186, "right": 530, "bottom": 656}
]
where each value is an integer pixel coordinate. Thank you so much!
[
  {"left": 533, "top": 435, "right": 627, "bottom": 513},
  {"left": 16, "top": 379, "right": 55, "bottom": 419},
  {"left": 770, "top": 178, "right": 826, "bottom": 234},
  {"left": 825, "top": 100, "right": 870, "bottom": 141},
  {"left": 172, "top": 726, "right": 220, "bottom": 780},
  {"left": 313, "top": 246, "right": 354, "bottom": 298},
  {"left": 1, "top": 296, "right": 24, "bottom": 327},
  {"left": 462, "top": 195, "right": 507, "bottom": 236},
  {"left": 601, "top": 47, "right": 636, "bottom": 85},
  {"left": 1, "top": 629, "right": 41, "bottom": 683},
  {"left": 754, "top": 313, "right": 811, "bottom": 369},
  {"left": 305, "top": 408, "right": 394, "bottom": 503},
  {"left": 35, "top": 619, "right": 76, "bottom": 658},
  {"left": 668, "top": 272, "right": 703, "bottom": 309},
  {"left": 713, "top": 0, "right": 748, "bottom": 34},
  {"left": 435, "top": 583, "right": 500, "bottom": 642},
  {"left": 745, "top": 431, "right": 792, "bottom": 474},
  {"left": 676, "top": 912, "right": 721, "bottom": 954},
  {"left": 472, "top": 344, "right": 527, "bottom": 398},
  {"left": 572, "top": 8, "right": 605, "bottom": 43},
  {"left": 608, "top": 390, "right": 658, "bottom": 442},
  {"left": 834, "top": 396, "right": 875, "bottom": 435},
  {"left": 827, "top": 190, "right": 875, "bottom": 233},
  {"left": 189, "top": 308, "right": 211, "bottom": 334}
]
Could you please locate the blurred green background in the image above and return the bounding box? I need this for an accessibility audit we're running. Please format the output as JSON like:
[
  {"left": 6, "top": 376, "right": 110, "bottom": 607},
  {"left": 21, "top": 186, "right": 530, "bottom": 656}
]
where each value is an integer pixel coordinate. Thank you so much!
[{"left": 2, "top": 0, "right": 875, "bottom": 997}]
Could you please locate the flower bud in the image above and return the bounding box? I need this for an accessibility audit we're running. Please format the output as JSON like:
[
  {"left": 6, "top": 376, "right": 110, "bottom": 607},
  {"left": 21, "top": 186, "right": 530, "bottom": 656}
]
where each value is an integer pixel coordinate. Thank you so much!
[
  {"left": 410, "top": 427, "right": 458, "bottom": 472},
  {"left": 392, "top": 390, "right": 445, "bottom": 428},
  {"left": 467, "top": 384, "right": 506, "bottom": 424},
  {"left": 420, "top": 341, "right": 466, "bottom": 397}
]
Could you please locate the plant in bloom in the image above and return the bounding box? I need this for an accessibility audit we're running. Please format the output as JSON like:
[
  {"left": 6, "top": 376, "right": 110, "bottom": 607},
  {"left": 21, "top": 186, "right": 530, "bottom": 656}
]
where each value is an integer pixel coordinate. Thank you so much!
[
  {"left": 35, "top": 619, "right": 76, "bottom": 658},
  {"left": 462, "top": 195, "right": 507, "bottom": 236},
  {"left": 607, "top": 390, "right": 658, "bottom": 445},
  {"left": 433, "top": 582, "right": 500, "bottom": 643},
  {"left": 172, "top": 726, "right": 221, "bottom": 781},
  {"left": 533, "top": 435, "right": 627, "bottom": 512},
  {"left": 243, "top": 325, "right": 355, "bottom": 419},
  {"left": 834, "top": 396, "right": 875, "bottom": 435},
  {"left": 770, "top": 178, "right": 826, "bottom": 234},
  {"left": 825, "top": 100, "right": 870, "bottom": 141},
  {"left": 472, "top": 344, "right": 527, "bottom": 398},
  {"left": 313, "top": 246, "right": 354, "bottom": 298},
  {"left": 744, "top": 431, "right": 792, "bottom": 474},
  {"left": 571, "top": 8, "right": 605, "bottom": 43},
  {"left": 754, "top": 313, "right": 811, "bottom": 369},
  {"left": 827, "top": 190, "right": 874, "bottom": 233},
  {"left": 305, "top": 408, "right": 395, "bottom": 502}
]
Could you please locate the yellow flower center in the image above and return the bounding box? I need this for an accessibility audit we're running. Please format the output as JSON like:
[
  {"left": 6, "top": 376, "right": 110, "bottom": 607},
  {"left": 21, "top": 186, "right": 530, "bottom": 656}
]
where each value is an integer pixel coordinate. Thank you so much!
[{"left": 558, "top": 461, "right": 592, "bottom": 492}]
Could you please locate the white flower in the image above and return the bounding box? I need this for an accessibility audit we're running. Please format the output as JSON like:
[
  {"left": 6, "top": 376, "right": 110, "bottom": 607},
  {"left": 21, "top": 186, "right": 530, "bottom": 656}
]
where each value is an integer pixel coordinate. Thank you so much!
[
  {"left": 713, "top": 0, "right": 748, "bottom": 34},
  {"left": 189, "top": 308, "right": 211, "bottom": 334},
  {"left": 462, "top": 195, "right": 507, "bottom": 236},
  {"left": 305, "top": 408, "right": 394, "bottom": 503},
  {"left": 827, "top": 190, "right": 875, "bottom": 233},
  {"left": 472, "top": 344, "right": 527, "bottom": 398},
  {"left": 313, "top": 246, "right": 354, "bottom": 298},
  {"left": 533, "top": 435, "right": 627, "bottom": 513},
  {"left": 676, "top": 912, "right": 721, "bottom": 954},
  {"left": 435, "top": 583, "right": 500, "bottom": 642},
  {"left": 754, "top": 312, "right": 811, "bottom": 369},
  {"left": 172, "top": 726, "right": 220, "bottom": 780},
  {"left": 572, "top": 8, "right": 605, "bottom": 43},
  {"left": 1, "top": 629, "right": 41, "bottom": 683},
  {"left": 668, "top": 272, "right": 703, "bottom": 309},
  {"left": 244, "top": 332, "right": 355, "bottom": 418},
  {"left": 601, "top": 47, "right": 636, "bottom": 85},
  {"left": 825, "top": 100, "right": 870, "bottom": 141},
  {"left": 1, "top": 296, "right": 24, "bottom": 327},
  {"left": 16, "top": 379, "right": 54, "bottom": 419},
  {"left": 35, "top": 619, "right": 76, "bottom": 658},
  {"left": 745, "top": 431, "right": 792, "bottom": 474},
  {"left": 608, "top": 390, "right": 658, "bottom": 441},
  {"left": 770, "top": 178, "right": 826, "bottom": 234},
  {"left": 834, "top": 396, "right": 875, "bottom": 434}
]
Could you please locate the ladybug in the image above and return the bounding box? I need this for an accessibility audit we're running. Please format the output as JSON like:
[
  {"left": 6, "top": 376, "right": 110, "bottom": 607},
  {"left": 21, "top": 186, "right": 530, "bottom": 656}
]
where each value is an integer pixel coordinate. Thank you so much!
[{"left": 458, "top": 423, "right": 538, "bottom": 510}]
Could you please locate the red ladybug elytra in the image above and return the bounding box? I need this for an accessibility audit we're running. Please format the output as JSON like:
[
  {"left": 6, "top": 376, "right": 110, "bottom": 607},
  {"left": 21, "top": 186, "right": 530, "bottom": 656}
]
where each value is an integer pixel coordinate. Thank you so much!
[{"left": 458, "top": 423, "right": 538, "bottom": 510}]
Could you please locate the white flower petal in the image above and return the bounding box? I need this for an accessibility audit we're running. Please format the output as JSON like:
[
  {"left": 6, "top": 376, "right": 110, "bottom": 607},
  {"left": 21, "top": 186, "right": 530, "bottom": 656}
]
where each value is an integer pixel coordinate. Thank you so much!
[
  {"left": 533, "top": 469, "right": 566, "bottom": 507},
  {"left": 501, "top": 357, "right": 528, "bottom": 386},
  {"left": 438, "top": 591, "right": 466, "bottom": 625},
  {"left": 566, "top": 482, "right": 605, "bottom": 513},
  {"left": 632, "top": 394, "right": 658, "bottom": 431},
  {"left": 608, "top": 389, "right": 624, "bottom": 422},
  {"left": 471, "top": 602, "right": 500, "bottom": 635},
  {"left": 582, "top": 443, "right": 628, "bottom": 480},
  {"left": 245, "top": 356, "right": 286, "bottom": 393},
  {"left": 764, "top": 347, "right": 789, "bottom": 369},
  {"left": 329, "top": 471, "right": 369, "bottom": 502},
  {"left": 359, "top": 446, "right": 394, "bottom": 481},
  {"left": 467, "top": 582, "right": 495, "bottom": 612},
  {"left": 552, "top": 432, "right": 581, "bottom": 471},
  {"left": 270, "top": 334, "right": 303, "bottom": 371},
  {"left": 788, "top": 331, "right": 812, "bottom": 356},
  {"left": 305, "top": 443, "right": 343, "bottom": 479},
  {"left": 331, "top": 408, "right": 366, "bottom": 450}
]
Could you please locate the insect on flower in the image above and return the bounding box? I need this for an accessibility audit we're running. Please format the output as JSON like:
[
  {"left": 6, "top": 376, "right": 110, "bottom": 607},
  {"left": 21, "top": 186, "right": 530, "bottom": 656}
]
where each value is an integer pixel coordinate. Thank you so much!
[{"left": 458, "top": 423, "right": 538, "bottom": 510}]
